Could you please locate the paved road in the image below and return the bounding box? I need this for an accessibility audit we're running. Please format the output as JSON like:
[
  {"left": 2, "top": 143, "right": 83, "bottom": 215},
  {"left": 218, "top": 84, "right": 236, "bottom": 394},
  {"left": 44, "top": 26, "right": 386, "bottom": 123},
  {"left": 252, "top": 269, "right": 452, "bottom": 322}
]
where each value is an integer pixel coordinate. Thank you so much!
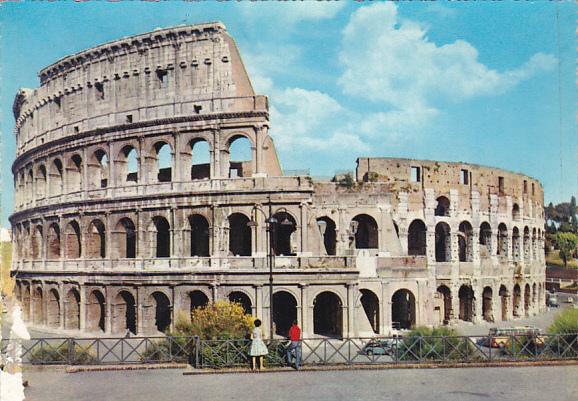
[{"left": 22, "top": 365, "right": 578, "bottom": 401}]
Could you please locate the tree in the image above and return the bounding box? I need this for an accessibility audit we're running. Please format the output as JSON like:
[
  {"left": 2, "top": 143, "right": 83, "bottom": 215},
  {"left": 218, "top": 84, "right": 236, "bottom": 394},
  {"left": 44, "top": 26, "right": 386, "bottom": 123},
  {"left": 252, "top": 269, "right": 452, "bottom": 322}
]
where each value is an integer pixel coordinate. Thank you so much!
[
  {"left": 570, "top": 196, "right": 577, "bottom": 232},
  {"left": 555, "top": 232, "right": 578, "bottom": 268}
]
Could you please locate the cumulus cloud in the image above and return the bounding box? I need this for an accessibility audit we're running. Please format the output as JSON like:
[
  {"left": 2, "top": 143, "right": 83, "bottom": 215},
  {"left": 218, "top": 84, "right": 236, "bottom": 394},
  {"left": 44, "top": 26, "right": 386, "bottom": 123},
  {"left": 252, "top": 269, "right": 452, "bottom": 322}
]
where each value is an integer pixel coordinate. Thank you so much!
[
  {"left": 338, "top": 2, "right": 556, "bottom": 108},
  {"left": 238, "top": 1, "right": 346, "bottom": 24}
]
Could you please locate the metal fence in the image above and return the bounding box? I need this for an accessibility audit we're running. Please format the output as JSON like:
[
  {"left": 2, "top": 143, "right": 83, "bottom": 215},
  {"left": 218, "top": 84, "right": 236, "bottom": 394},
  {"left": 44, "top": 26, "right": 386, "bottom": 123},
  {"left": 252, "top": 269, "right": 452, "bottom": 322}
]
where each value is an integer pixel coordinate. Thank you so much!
[{"left": 2, "top": 333, "right": 577, "bottom": 367}]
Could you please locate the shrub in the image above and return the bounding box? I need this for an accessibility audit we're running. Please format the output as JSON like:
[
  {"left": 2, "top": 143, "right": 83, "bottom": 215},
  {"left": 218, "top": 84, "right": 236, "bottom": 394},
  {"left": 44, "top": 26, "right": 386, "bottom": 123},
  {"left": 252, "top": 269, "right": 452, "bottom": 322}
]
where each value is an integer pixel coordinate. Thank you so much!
[
  {"left": 398, "top": 327, "right": 478, "bottom": 361},
  {"left": 29, "top": 342, "right": 96, "bottom": 365},
  {"left": 545, "top": 308, "right": 578, "bottom": 357}
]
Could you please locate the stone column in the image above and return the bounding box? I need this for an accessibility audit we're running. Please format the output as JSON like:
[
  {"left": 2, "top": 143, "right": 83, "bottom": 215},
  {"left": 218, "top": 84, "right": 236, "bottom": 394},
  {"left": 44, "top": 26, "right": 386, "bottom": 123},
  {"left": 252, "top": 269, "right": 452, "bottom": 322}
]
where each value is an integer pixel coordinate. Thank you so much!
[
  {"left": 58, "top": 282, "right": 65, "bottom": 330},
  {"left": 346, "top": 283, "right": 357, "bottom": 338},
  {"left": 105, "top": 288, "right": 113, "bottom": 334},
  {"left": 472, "top": 228, "right": 480, "bottom": 263},
  {"left": 79, "top": 285, "right": 86, "bottom": 332},
  {"left": 426, "top": 230, "right": 436, "bottom": 265},
  {"left": 300, "top": 284, "right": 311, "bottom": 338}
]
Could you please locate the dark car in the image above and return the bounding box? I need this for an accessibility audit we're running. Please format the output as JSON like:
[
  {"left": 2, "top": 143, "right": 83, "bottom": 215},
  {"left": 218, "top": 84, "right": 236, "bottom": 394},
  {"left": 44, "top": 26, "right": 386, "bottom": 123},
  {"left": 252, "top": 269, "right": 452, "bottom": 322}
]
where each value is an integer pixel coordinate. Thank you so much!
[{"left": 361, "top": 339, "right": 398, "bottom": 356}]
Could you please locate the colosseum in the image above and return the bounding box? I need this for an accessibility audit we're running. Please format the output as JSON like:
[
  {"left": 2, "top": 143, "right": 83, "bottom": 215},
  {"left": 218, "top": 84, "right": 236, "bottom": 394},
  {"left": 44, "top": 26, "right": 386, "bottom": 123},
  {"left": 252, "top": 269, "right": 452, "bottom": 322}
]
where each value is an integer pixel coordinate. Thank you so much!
[{"left": 10, "top": 22, "right": 546, "bottom": 339}]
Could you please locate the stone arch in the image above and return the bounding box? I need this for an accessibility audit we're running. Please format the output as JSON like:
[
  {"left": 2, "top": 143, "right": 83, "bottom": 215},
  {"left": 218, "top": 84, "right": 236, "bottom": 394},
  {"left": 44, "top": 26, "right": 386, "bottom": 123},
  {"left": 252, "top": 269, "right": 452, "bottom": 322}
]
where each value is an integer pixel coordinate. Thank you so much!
[
  {"left": 35, "top": 164, "right": 47, "bottom": 199},
  {"left": 313, "top": 291, "right": 343, "bottom": 337},
  {"left": 116, "top": 145, "right": 139, "bottom": 184},
  {"left": 391, "top": 289, "right": 415, "bottom": 330},
  {"left": 47, "top": 288, "right": 60, "bottom": 328},
  {"left": 523, "top": 226, "right": 530, "bottom": 260},
  {"left": 49, "top": 158, "right": 63, "bottom": 197},
  {"left": 437, "top": 285, "right": 452, "bottom": 324},
  {"left": 524, "top": 283, "right": 531, "bottom": 317},
  {"left": 512, "top": 227, "right": 521, "bottom": 260},
  {"left": 188, "top": 214, "right": 210, "bottom": 257},
  {"left": 272, "top": 211, "right": 297, "bottom": 256},
  {"left": 67, "top": 154, "right": 83, "bottom": 193},
  {"left": 228, "top": 291, "right": 252, "bottom": 315},
  {"left": 479, "top": 222, "right": 492, "bottom": 256},
  {"left": 458, "top": 221, "right": 473, "bottom": 262},
  {"left": 113, "top": 217, "right": 136, "bottom": 258},
  {"left": 408, "top": 219, "right": 427, "bottom": 256},
  {"left": 64, "top": 220, "right": 82, "bottom": 259},
  {"left": 87, "top": 290, "right": 105, "bottom": 333},
  {"left": 499, "top": 285, "right": 509, "bottom": 321},
  {"left": 31, "top": 225, "right": 43, "bottom": 260},
  {"left": 152, "top": 141, "right": 173, "bottom": 183},
  {"left": 227, "top": 134, "right": 253, "bottom": 178},
  {"left": 21, "top": 283, "right": 31, "bottom": 321},
  {"left": 25, "top": 169, "right": 33, "bottom": 201},
  {"left": 273, "top": 290, "right": 298, "bottom": 337},
  {"left": 482, "top": 287, "right": 493, "bottom": 322},
  {"left": 188, "top": 290, "right": 209, "bottom": 314},
  {"left": 86, "top": 219, "right": 106, "bottom": 258},
  {"left": 532, "top": 283, "right": 537, "bottom": 308},
  {"left": 64, "top": 288, "right": 80, "bottom": 330},
  {"left": 151, "top": 216, "right": 171, "bottom": 258},
  {"left": 532, "top": 228, "right": 537, "bottom": 259},
  {"left": 435, "top": 222, "right": 451, "bottom": 262},
  {"left": 435, "top": 196, "right": 450, "bottom": 217},
  {"left": 512, "top": 284, "right": 521, "bottom": 317},
  {"left": 32, "top": 287, "right": 44, "bottom": 325},
  {"left": 359, "top": 289, "right": 380, "bottom": 334},
  {"left": 47, "top": 223, "right": 61, "bottom": 259},
  {"left": 316, "top": 216, "right": 336, "bottom": 256},
  {"left": 150, "top": 291, "right": 172, "bottom": 333},
  {"left": 88, "top": 149, "right": 109, "bottom": 189},
  {"left": 497, "top": 223, "right": 508, "bottom": 256},
  {"left": 112, "top": 290, "right": 136, "bottom": 335},
  {"left": 228, "top": 213, "right": 251, "bottom": 256},
  {"left": 188, "top": 138, "right": 211, "bottom": 180},
  {"left": 458, "top": 285, "right": 474, "bottom": 322},
  {"left": 352, "top": 214, "right": 378, "bottom": 249}
]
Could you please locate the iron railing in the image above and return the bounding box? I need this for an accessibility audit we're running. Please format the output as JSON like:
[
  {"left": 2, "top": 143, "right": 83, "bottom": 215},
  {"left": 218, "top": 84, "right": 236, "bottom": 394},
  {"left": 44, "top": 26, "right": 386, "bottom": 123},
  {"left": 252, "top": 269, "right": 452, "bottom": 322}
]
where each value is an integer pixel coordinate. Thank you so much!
[{"left": 2, "top": 333, "right": 577, "bottom": 367}]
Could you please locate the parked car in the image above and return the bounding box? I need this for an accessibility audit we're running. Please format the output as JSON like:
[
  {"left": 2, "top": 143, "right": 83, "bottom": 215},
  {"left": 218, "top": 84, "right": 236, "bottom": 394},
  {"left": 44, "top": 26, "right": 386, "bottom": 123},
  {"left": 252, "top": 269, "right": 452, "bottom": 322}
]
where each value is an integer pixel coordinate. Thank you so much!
[
  {"left": 361, "top": 337, "right": 401, "bottom": 356},
  {"left": 478, "top": 327, "right": 543, "bottom": 349},
  {"left": 547, "top": 293, "right": 559, "bottom": 307}
]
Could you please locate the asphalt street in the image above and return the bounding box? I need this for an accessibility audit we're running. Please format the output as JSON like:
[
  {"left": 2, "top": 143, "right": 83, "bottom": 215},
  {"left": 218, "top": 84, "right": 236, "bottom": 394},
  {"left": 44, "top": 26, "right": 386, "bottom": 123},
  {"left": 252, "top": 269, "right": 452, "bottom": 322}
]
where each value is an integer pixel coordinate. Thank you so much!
[{"left": 22, "top": 365, "right": 578, "bottom": 401}]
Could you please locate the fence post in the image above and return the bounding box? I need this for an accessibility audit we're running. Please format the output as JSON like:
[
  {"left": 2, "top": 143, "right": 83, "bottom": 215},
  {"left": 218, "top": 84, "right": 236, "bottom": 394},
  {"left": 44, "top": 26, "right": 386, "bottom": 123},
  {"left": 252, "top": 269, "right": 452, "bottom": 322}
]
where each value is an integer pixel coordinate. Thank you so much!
[
  {"left": 194, "top": 336, "right": 200, "bottom": 369},
  {"left": 67, "top": 338, "right": 75, "bottom": 365}
]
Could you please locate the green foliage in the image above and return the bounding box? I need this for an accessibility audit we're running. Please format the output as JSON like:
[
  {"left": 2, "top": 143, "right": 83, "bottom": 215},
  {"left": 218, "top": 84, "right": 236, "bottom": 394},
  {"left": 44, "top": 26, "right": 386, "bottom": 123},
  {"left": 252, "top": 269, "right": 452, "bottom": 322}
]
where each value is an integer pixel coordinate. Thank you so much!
[
  {"left": 398, "top": 327, "right": 478, "bottom": 361},
  {"left": 548, "top": 308, "right": 578, "bottom": 335},
  {"left": 555, "top": 232, "right": 578, "bottom": 267},
  {"left": 335, "top": 173, "right": 355, "bottom": 189},
  {"left": 140, "top": 337, "right": 192, "bottom": 363},
  {"left": 29, "top": 343, "right": 96, "bottom": 365}
]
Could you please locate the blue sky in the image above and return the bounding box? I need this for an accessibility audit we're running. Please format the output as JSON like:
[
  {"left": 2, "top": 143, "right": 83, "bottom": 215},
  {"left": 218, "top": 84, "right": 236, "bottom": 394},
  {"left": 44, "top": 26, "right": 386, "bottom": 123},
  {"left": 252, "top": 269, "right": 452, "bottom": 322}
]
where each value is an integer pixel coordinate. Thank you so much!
[{"left": 1, "top": 1, "right": 576, "bottom": 228}]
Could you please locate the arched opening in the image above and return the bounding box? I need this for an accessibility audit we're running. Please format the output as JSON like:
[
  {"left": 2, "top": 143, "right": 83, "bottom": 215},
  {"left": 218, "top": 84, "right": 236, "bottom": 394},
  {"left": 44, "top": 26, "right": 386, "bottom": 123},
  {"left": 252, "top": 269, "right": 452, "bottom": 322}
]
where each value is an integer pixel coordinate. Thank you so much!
[
  {"left": 436, "top": 285, "right": 452, "bottom": 324},
  {"left": 189, "top": 291, "right": 209, "bottom": 314},
  {"left": 228, "top": 291, "right": 252, "bottom": 315},
  {"left": 153, "top": 142, "right": 173, "bottom": 182},
  {"left": 532, "top": 228, "right": 537, "bottom": 260},
  {"left": 360, "top": 289, "right": 380, "bottom": 334},
  {"left": 313, "top": 291, "right": 343, "bottom": 337},
  {"left": 482, "top": 287, "right": 493, "bottom": 322},
  {"left": 87, "top": 290, "right": 105, "bottom": 333},
  {"left": 512, "top": 284, "right": 521, "bottom": 317},
  {"left": 67, "top": 154, "right": 83, "bottom": 193},
  {"left": 391, "top": 289, "right": 415, "bottom": 330},
  {"left": 532, "top": 283, "right": 537, "bottom": 309},
  {"left": 189, "top": 139, "right": 211, "bottom": 180},
  {"left": 458, "top": 285, "right": 474, "bottom": 322},
  {"left": 523, "top": 227, "right": 530, "bottom": 260},
  {"left": 47, "top": 223, "right": 61, "bottom": 259},
  {"left": 479, "top": 222, "right": 492, "bottom": 257},
  {"left": 49, "top": 159, "right": 63, "bottom": 197},
  {"left": 151, "top": 292, "right": 171, "bottom": 333},
  {"left": 352, "top": 214, "right": 378, "bottom": 249},
  {"left": 33, "top": 287, "right": 44, "bottom": 325},
  {"left": 272, "top": 211, "right": 297, "bottom": 256},
  {"left": 86, "top": 219, "right": 106, "bottom": 258},
  {"left": 35, "top": 165, "right": 47, "bottom": 199},
  {"left": 228, "top": 136, "right": 252, "bottom": 178},
  {"left": 228, "top": 213, "right": 251, "bottom": 256},
  {"left": 25, "top": 170, "right": 33, "bottom": 202},
  {"left": 64, "top": 289, "right": 80, "bottom": 330},
  {"left": 152, "top": 216, "right": 170, "bottom": 258},
  {"left": 408, "top": 219, "right": 427, "bottom": 256},
  {"left": 114, "top": 218, "right": 136, "bottom": 258},
  {"left": 112, "top": 291, "right": 136, "bottom": 335},
  {"left": 435, "top": 222, "right": 451, "bottom": 262},
  {"left": 316, "top": 217, "right": 336, "bottom": 256},
  {"left": 21, "top": 284, "right": 30, "bottom": 322},
  {"left": 499, "top": 285, "right": 509, "bottom": 321},
  {"left": 497, "top": 223, "right": 508, "bottom": 257},
  {"left": 189, "top": 214, "right": 210, "bottom": 257},
  {"left": 524, "top": 284, "right": 531, "bottom": 317},
  {"left": 88, "top": 149, "right": 109, "bottom": 189},
  {"left": 512, "top": 227, "right": 521, "bottom": 261},
  {"left": 117, "top": 145, "right": 138, "bottom": 184},
  {"left": 512, "top": 203, "right": 520, "bottom": 221},
  {"left": 273, "top": 291, "right": 298, "bottom": 337},
  {"left": 435, "top": 196, "right": 450, "bottom": 217},
  {"left": 64, "top": 220, "right": 82, "bottom": 259},
  {"left": 31, "top": 226, "right": 42, "bottom": 260},
  {"left": 458, "top": 221, "right": 473, "bottom": 262},
  {"left": 47, "top": 288, "right": 60, "bottom": 328}
]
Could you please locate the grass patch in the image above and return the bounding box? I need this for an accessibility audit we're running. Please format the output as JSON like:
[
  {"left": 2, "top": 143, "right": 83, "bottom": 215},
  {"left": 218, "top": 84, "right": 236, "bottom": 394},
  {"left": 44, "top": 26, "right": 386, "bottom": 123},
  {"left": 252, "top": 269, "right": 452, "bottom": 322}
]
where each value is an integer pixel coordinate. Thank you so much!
[{"left": 546, "top": 250, "right": 578, "bottom": 269}]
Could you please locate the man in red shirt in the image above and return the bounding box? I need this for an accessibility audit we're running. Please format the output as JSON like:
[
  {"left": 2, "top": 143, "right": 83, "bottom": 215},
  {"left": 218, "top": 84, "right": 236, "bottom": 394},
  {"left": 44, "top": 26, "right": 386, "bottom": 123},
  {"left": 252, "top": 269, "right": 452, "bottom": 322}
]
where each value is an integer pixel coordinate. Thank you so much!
[{"left": 286, "top": 321, "right": 302, "bottom": 370}]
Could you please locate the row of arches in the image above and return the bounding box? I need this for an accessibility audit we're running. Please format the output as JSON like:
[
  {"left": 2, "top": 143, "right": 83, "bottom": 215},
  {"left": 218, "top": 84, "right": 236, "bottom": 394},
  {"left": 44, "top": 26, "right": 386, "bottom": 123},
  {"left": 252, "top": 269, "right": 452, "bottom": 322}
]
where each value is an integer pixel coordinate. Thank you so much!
[
  {"left": 434, "top": 196, "right": 534, "bottom": 222},
  {"left": 15, "top": 135, "right": 254, "bottom": 207}
]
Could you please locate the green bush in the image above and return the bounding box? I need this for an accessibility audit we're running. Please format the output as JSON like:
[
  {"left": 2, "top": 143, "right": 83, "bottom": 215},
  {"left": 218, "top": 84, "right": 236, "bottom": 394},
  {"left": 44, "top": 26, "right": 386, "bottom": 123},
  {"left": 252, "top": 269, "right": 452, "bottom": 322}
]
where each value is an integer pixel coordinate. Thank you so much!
[
  {"left": 29, "top": 343, "right": 96, "bottom": 365},
  {"left": 398, "top": 327, "right": 478, "bottom": 361},
  {"left": 545, "top": 308, "right": 578, "bottom": 357},
  {"left": 548, "top": 308, "right": 578, "bottom": 335}
]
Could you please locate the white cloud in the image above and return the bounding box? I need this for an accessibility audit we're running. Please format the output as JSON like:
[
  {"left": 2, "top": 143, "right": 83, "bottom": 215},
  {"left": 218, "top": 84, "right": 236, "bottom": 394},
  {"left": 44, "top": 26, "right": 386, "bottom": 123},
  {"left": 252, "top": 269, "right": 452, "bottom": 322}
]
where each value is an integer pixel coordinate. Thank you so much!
[
  {"left": 238, "top": 1, "right": 346, "bottom": 24},
  {"left": 339, "top": 2, "right": 556, "bottom": 108}
]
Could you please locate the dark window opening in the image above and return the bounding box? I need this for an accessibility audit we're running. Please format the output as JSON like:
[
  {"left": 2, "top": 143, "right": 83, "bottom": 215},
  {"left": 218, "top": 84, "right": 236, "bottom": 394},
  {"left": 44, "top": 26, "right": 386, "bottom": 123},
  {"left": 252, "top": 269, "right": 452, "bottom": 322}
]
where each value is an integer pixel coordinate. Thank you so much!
[
  {"left": 126, "top": 114, "right": 133, "bottom": 123},
  {"left": 94, "top": 82, "right": 104, "bottom": 100},
  {"left": 410, "top": 166, "right": 421, "bottom": 183},
  {"left": 460, "top": 169, "right": 469, "bottom": 185},
  {"left": 156, "top": 69, "right": 168, "bottom": 88},
  {"left": 498, "top": 176, "right": 505, "bottom": 193}
]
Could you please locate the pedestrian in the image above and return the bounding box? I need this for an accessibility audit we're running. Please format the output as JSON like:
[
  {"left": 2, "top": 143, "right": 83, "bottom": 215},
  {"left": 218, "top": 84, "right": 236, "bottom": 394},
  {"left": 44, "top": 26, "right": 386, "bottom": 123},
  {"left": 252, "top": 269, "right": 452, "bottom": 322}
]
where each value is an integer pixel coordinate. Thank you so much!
[
  {"left": 249, "top": 319, "right": 268, "bottom": 371},
  {"left": 286, "top": 320, "right": 301, "bottom": 370}
]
